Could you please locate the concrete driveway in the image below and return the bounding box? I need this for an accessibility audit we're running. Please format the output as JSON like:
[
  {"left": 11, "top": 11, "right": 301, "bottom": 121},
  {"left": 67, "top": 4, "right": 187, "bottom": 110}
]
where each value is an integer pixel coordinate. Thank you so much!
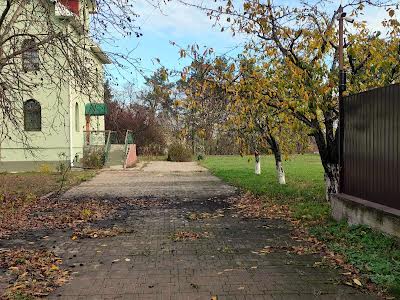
[{"left": 64, "top": 161, "right": 236, "bottom": 199}]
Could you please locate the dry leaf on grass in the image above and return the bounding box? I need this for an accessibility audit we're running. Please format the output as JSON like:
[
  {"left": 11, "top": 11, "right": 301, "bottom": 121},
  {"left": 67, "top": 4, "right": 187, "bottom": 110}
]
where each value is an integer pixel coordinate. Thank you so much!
[
  {"left": 0, "top": 248, "right": 69, "bottom": 299},
  {"left": 353, "top": 278, "right": 363, "bottom": 287},
  {"left": 0, "top": 197, "right": 119, "bottom": 238},
  {"left": 227, "top": 193, "right": 291, "bottom": 221}
]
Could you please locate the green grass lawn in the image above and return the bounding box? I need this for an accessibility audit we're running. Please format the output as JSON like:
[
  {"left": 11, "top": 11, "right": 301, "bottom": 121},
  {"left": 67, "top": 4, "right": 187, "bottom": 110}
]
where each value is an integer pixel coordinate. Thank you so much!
[
  {"left": 202, "top": 154, "right": 330, "bottom": 221},
  {"left": 202, "top": 154, "right": 324, "bottom": 199},
  {"left": 201, "top": 154, "right": 400, "bottom": 296}
]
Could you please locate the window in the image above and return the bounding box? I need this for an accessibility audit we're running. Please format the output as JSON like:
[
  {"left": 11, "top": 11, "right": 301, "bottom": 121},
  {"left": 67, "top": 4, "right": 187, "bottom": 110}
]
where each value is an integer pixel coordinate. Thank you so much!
[
  {"left": 75, "top": 102, "right": 80, "bottom": 132},
  {"left": 95, "top": 67, "right": 100, "bottom": 86},
  {"left": 22, "top": 39, "right": 39, "bottom": 71},
  {"left": 24, "top": 99, "right": 41, "bottom": 131}
]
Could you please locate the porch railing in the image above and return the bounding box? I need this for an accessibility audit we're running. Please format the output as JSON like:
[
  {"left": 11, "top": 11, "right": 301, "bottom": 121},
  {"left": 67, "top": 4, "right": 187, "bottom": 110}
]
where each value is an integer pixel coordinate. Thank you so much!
[{"left": 83, "top": 130, "right": 116, "bottom": 163}]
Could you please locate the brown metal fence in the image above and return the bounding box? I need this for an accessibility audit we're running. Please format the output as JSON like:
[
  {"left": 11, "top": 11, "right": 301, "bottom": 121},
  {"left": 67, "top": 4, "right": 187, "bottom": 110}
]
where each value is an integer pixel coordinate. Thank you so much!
[{"left": 342, "top": 84, "right": 400, "bottom": 210}]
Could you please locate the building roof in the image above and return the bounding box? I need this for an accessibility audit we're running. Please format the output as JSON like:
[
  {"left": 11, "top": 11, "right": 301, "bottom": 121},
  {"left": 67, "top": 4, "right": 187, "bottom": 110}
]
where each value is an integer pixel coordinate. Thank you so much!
[{"left": 91, "top": 45, "right": 112, "bottom": 64}]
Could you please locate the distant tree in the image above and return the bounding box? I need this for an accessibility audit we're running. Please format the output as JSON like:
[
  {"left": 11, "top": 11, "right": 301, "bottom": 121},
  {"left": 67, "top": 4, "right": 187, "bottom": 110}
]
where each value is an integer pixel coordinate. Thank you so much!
[
  {"left": 104, "top": 79, "right": 113, "bottom": 104},
  {"left": 140, "top": 67, "right": 174, "bottom": 115},
  {"left": 175, "top": 45, "right": 233, "bottom": 154},
  {"left": 227, "top": 57, "right": 310, "bottom": 183},
  {"left": 105, "top": 82, "right": 167, "bottom": 155}
]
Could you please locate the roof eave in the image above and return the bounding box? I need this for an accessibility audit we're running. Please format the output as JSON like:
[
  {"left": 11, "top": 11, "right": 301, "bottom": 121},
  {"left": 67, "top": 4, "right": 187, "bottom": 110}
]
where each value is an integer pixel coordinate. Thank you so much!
[
  {"left": 87, "top": 0, "right": 97, "bottom": 13},
  {"left": 91, "top": 46, "right": 112, "bottom": 64}
]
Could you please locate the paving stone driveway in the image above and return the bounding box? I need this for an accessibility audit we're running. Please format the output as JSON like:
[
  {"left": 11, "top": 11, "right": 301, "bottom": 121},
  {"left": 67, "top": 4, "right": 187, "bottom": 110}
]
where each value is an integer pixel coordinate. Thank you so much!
[{"left": 50, "top": 161, "right": 373, "bottom": 300}]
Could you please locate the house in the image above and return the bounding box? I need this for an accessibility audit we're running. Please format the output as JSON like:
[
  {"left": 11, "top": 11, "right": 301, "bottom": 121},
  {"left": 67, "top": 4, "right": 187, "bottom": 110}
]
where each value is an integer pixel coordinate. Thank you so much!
[{"left": 0, "top": 0, "right": 111, "bottom": 172}]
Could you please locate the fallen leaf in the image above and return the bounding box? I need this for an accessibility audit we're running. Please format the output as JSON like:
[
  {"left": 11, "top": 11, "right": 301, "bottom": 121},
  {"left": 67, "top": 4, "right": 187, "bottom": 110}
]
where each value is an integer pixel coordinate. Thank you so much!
[
  {"left": 50, "top": 264, "right": 59, "bottom": 271},
  {"left": 0, "top": 248, "right": 70, "bottom": 297},
  {"left": 342, "top": 272, "right": 352, "bottom": 276},
  {"left": 190, "top": 283, "right": 199, "bottom": 289},
  {"left": 353, "top": 278, "right": 362, "bottom": 287}
]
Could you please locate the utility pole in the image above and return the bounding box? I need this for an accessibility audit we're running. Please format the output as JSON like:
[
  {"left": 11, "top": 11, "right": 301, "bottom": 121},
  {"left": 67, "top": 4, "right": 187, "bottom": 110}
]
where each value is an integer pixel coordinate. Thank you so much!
[{"left": 338, "top": 5, "right": 346, "bottom": 193}]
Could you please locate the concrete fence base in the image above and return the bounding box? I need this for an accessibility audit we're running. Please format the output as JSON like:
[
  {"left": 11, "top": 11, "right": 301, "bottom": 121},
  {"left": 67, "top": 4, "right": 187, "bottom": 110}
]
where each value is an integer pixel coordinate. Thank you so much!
[{"left": 331, "top": 193, "right": 400, "bottom": 238}]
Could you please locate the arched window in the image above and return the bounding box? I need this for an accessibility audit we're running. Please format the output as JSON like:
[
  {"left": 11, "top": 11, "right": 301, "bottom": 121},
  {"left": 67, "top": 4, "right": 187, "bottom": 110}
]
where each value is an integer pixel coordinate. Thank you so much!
[
  {"left": 75, "top": 102, "right": 80, "bottom": 132},
  {"left": 22, "top": 39, "right": 39, "bottom": 72},
  {"left": 24, "top": 99, "right": 41, "bottom": 131}
]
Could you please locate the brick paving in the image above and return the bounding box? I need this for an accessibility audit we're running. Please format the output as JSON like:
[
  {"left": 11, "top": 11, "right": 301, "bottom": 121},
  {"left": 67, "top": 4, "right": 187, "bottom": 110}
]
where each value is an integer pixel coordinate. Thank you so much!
[{"left": 5, "top": 162, "right": 377, "bottom": 299}]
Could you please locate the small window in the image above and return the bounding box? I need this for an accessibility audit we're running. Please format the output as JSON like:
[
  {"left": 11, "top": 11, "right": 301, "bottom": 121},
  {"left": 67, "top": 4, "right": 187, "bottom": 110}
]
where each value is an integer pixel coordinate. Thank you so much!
[
  {"left": 95, "top": 67, "right": 100, "bottom": 85},
  {"left": 24, "top": 99, "right": 41, "bottom": 131},
  {"left": 22, "top": 39, "right": 39, "bottom": 71},
  {"left": 75, "top": 102, "right": 80, "bottom": 132}
]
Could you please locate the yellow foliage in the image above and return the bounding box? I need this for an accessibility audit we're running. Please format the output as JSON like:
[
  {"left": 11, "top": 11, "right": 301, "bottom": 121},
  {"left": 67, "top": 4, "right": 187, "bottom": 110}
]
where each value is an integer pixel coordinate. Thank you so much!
[
  {"left": 80, "top": 209, "right": 93, "bottom": 220},
  {"left": 39, "top": 164, "right": 52, "bottom": 174}
]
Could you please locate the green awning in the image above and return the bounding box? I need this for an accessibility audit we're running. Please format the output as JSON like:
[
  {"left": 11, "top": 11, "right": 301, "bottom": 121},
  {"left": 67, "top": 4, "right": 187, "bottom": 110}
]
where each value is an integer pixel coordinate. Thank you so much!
[{"left": 85, "top": 103, "right": 107, "bottom": 116}]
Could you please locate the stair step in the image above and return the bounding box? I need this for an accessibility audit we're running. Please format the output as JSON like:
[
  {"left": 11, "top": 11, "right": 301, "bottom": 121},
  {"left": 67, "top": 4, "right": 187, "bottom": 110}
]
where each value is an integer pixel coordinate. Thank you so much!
[
  {"left": 109, "top": 144, "right": 125, "bottom": 151},
  {"left": 105, "top": 144, "right": 125, "bottom": 167}
]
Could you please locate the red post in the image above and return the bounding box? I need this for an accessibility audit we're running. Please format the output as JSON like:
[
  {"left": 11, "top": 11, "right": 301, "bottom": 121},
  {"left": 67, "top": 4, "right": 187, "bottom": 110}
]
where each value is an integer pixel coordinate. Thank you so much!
[{"left": 85, "top": 115, "right": 90, "bottom": 145}]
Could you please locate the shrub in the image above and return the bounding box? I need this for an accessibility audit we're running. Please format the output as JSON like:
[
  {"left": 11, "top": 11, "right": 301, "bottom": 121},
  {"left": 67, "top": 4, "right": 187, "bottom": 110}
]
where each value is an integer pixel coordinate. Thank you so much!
[
  {"left": 140, "top": 143, "right": 167, "bottom": 156},
  {"left": 56, "top": 152, "right": 69, "bottom": 174},
  {"left": 167, "top": 143, "right": 192, "bottom": 162},
  {"left": 38, "top": 164, "right": 52, "bottom": 174},
  {"left": 82, "top": 147, "right": 105, "bottom": 169}
]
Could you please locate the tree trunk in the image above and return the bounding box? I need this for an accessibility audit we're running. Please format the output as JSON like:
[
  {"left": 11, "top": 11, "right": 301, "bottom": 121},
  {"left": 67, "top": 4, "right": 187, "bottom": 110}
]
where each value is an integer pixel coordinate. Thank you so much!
[
  {"left": 268, "top": 135, "right": 286, "bottom": 185},
  {"left": 324, "top": 163, "right": 339, "bottom": 201},
  {"left": 255, "top": 151, "right": 261, "bottom": 175},
  {"left": 276, "top": 160, "right": 286, "bottom": 185},
  {"left": 312, "top": 124, "right": 339, "bottom": 201}
]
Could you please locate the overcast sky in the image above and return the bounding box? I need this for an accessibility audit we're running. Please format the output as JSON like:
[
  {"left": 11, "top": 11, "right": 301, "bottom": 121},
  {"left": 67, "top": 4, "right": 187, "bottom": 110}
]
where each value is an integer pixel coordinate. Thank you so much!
[{"left": 104, "top": 0, "right": 393, "bottom": 92}]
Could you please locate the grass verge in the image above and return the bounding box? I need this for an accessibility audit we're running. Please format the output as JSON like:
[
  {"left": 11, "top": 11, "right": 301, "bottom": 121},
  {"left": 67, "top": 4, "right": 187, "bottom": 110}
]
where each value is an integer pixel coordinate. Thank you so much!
[
  {"left": 138, "top": 155, "right": 167, "bottom": 162},
  {"left": 0, "top": 170, "right": 96, "bottom": 198},
  {"left": 201, "top": 154, "right": 400, "bottom": 297}
]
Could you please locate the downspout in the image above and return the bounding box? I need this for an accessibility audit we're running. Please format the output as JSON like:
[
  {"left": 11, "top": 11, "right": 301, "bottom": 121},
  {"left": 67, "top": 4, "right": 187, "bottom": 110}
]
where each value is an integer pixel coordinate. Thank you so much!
[
  {"left": 68, "top": 72, "right": 74, "bottom": 167},
  {"left": 67, "top": 24, "right": 74, "bottom": 167}
]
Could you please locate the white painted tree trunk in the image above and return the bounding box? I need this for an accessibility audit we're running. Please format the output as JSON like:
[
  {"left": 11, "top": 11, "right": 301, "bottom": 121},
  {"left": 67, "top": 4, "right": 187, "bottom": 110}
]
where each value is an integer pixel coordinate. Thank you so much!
[
  {"left": 276, "top": 161, "right": 286, "bottom": 185},
  {"left": 324, "top": 163, "right": 339, "bottom": 201},
  {"left": 255, "top": 156, "right": 261, "bottom": 175},
  {"left": 255, "top": 160, "right": 261, "bottom": 175}
]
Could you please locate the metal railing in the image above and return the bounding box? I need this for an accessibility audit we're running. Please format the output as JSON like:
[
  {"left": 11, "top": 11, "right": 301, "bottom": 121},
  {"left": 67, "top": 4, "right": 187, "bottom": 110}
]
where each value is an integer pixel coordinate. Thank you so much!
[{"left": 83, "top": 130, "right": 116, "bottom": 163}]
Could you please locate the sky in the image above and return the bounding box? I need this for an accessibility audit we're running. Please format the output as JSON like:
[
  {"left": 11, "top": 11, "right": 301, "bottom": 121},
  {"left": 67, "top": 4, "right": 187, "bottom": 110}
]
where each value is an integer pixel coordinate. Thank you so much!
[
  {"left": 104, "top": 0, "right": 244, "bottom": 91},
  {"left": 104, "top": 0, "right": 251, "bottom": 92},
  {"left": 103, "top": 0, "right": 393, "bottom": 92}
]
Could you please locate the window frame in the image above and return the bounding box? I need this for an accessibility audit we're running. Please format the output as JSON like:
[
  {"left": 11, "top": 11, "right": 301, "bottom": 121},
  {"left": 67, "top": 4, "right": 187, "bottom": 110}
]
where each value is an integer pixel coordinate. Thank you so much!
[
  {"left": 24, "top": 99, "right": 42, "bottom": 132},
  {"left": 75, "top": 102, "right": 80, "bottom": 132},
  {"left": 22, "top": 38, "right": 40, "bottom": 72}
]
